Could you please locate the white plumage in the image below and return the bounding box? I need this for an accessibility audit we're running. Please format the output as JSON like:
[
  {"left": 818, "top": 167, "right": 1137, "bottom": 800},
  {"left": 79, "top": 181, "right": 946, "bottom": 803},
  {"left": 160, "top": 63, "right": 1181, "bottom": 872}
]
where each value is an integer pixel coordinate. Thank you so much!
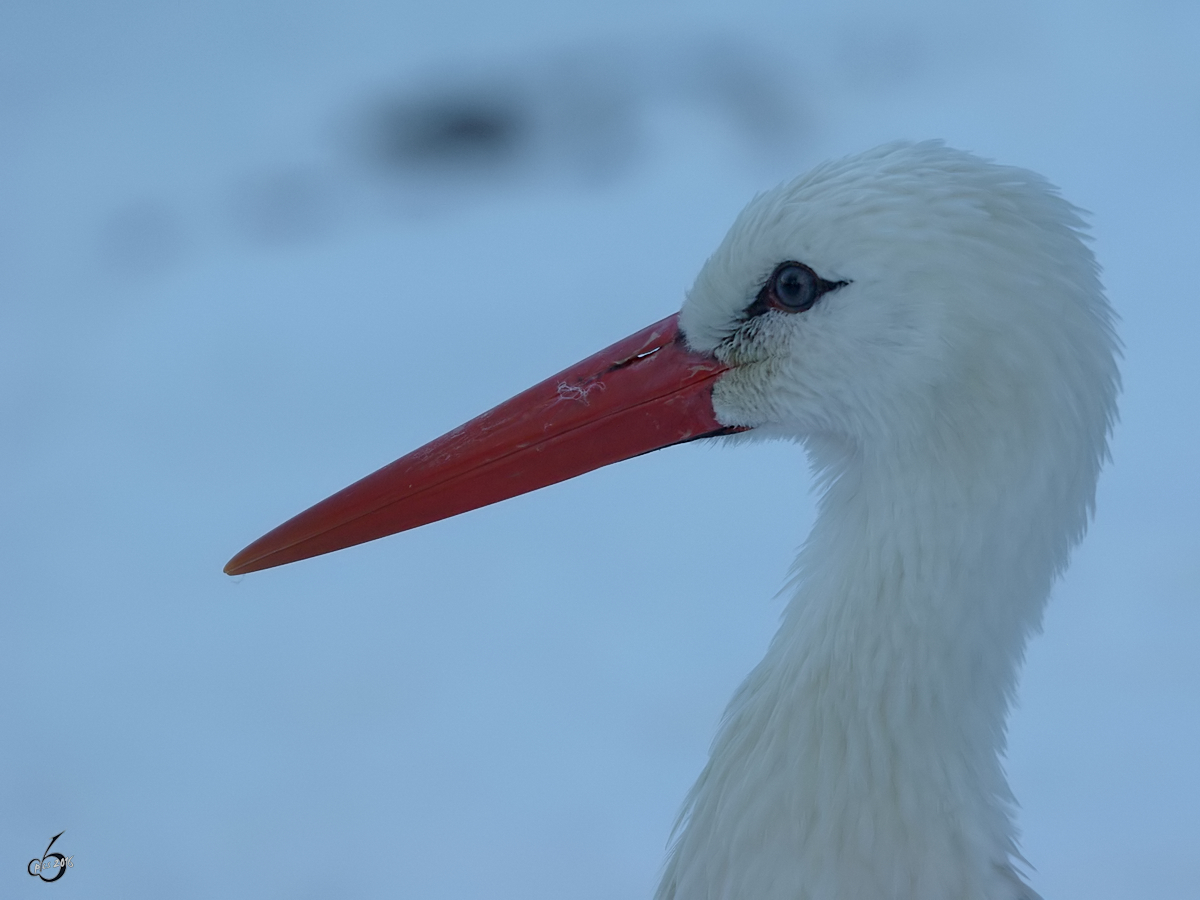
[{"left": 659, "top": 142, "right": 1119, "bottom": 900}]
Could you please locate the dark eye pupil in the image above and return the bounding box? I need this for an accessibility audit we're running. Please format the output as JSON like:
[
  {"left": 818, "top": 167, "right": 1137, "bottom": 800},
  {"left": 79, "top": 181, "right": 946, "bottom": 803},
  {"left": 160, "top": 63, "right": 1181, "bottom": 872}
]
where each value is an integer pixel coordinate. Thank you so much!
[{"left": 774, "top": 265, "right": 816, "bottom": 309}]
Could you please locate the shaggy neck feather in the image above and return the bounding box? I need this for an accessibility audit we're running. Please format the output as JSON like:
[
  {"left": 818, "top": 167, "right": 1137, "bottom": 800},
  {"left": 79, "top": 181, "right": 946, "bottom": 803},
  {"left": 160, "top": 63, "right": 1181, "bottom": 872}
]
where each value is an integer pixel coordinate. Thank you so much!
[{"left": 657, "top": 435, "right": 1072, "bottom": 900}]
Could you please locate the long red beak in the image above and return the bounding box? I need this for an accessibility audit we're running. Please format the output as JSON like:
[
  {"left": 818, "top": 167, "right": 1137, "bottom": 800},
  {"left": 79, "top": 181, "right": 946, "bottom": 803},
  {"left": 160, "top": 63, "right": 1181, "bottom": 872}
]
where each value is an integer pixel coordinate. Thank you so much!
[{"left": 224, "top": 313, "right": 742, "bottom": 575}]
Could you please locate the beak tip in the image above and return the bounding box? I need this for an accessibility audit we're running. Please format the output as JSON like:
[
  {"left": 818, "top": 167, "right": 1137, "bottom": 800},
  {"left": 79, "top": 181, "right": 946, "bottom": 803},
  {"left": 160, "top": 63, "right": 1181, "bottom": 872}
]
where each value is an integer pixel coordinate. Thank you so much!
[{"left": 223, "top": 550, "right": 257, "bottom": 576}]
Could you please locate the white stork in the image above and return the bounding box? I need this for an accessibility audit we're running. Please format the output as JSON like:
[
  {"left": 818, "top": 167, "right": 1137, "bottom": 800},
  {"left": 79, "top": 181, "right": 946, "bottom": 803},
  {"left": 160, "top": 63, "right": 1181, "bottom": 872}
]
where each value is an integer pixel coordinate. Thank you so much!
[{"left": 227, "top": 141, "right": 1120, "bottom": 900}]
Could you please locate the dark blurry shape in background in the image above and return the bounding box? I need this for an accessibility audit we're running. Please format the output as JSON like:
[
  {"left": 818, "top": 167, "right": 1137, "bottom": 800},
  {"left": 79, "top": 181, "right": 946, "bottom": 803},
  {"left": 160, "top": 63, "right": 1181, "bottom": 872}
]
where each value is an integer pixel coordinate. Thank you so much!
[
  {"left": 91, "top": 36, "right": 807, "bottom": 280},
  {"left": 350, "top": 37, "right": 804, "bottom": 194},
  {"left": 366, "top": 88, "right": 533, "bottom": 174}
]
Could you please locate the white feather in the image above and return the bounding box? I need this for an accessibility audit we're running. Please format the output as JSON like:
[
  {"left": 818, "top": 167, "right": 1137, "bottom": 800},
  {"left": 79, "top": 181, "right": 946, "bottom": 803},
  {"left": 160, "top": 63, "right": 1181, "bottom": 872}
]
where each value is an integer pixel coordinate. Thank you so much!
[{"left": 661, "top": 142, "right": 1120, "bottom": 900}]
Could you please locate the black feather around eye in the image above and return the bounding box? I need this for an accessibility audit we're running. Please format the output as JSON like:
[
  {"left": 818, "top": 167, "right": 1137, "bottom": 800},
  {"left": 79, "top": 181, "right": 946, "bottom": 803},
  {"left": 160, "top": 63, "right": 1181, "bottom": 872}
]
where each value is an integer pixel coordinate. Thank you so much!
[{"left": 744, "top": 262, "right": 849, "bottom": 318}]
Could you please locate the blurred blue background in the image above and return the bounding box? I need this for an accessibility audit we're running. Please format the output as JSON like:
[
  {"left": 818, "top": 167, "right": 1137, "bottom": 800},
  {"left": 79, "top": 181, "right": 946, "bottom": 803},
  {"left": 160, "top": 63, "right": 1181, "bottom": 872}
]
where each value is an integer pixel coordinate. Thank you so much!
[{"left": 2, "top": 0, "right": 1198, "bottom": 897}]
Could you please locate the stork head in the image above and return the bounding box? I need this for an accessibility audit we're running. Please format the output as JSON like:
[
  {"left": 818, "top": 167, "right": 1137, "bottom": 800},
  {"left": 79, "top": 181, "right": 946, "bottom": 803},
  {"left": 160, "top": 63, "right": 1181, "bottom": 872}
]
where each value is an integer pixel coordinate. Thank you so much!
[
  {"left": 225, "top": 142, "right": 1119, "bottom": 575},
  {"left": 682, "top": 142, "right": 1118, "bottom": 468}
]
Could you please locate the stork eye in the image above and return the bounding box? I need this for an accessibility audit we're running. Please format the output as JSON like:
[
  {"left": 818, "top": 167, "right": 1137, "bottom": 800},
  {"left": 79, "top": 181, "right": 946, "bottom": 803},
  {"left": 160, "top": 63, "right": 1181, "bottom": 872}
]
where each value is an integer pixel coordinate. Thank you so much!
[
  {"left": 746, "top": 261, "right": 849, "bottom": 319},
  {"left": 772, "top": 264, "right": 819, "bottom": 311}
]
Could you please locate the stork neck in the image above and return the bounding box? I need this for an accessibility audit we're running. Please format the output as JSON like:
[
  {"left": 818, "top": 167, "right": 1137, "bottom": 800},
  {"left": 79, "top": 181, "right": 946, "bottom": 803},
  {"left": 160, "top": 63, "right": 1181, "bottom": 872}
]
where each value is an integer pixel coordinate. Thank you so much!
[
  {"left": 659, "top": 439, "right": 1061, "bottom": 900},
  {"left": 796, "top": 441, "right": 1057, "bottom": 714}
]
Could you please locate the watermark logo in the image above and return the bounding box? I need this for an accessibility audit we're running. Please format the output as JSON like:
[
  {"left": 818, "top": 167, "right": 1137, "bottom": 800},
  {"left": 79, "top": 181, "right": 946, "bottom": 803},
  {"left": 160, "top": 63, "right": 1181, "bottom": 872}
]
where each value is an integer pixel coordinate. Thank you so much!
[{"left": 27, "top": 831, "right": 73, "bottom": 882}]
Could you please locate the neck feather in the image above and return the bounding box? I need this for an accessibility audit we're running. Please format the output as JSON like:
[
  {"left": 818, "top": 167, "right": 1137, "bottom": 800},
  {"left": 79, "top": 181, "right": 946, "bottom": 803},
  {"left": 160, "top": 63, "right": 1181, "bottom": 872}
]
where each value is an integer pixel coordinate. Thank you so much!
[{"left": 657, "top": 434, "right": 1087, "bottom": 900}]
